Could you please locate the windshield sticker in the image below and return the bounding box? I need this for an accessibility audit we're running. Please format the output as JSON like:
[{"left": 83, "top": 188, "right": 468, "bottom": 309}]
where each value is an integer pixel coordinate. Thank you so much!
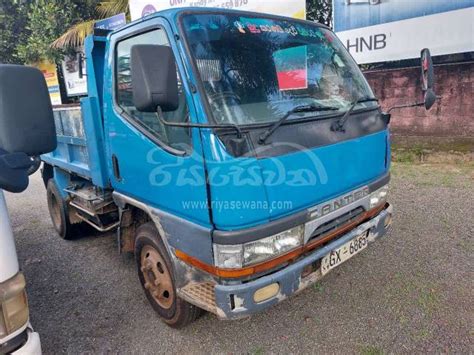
[
  {"left": 234, "top": 18, "right": 324, "bottom": 39},
  {"left": 274, "top": 46, "right": 308, "bottom": 91},
  {"left": 235, "top": 18, "right": 300, "bottom": 36}
]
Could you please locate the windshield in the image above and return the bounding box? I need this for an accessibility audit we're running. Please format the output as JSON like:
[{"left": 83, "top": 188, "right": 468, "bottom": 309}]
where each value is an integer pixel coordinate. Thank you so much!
[{"left": 181, "top": 13, "right": 377, "bottom": 125}]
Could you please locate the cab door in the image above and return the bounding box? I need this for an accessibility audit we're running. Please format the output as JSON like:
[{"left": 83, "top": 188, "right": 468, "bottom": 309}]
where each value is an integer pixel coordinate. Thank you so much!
[{"left": 103, "top": 17, "right": 210, "bottom": 226}]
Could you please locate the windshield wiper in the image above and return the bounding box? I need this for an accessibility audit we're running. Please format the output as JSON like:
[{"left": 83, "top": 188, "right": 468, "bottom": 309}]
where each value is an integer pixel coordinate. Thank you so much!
[
  {"left": 258, "top": 104, "right": 339, "bottom": 144},
  {"left": 330, "top": 97, "right": 379, "bottom": 132}
]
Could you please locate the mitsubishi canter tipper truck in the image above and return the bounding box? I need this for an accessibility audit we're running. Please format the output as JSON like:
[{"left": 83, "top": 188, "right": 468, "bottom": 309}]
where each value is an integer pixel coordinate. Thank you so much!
[{"left": 40, "top": 8, "right": 436, "bottom": 328}]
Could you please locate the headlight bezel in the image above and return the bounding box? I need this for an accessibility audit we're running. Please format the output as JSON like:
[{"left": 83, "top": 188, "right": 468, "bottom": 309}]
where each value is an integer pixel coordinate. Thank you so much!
[
  {"left": 369, "top": 185, "right": 389, "bottom": 209},
  {"left": 0, "top": 273, "right": 29, "bottom": 338},
  {"left": 213, "top": 225, "right": 304, "bottom": 269}
]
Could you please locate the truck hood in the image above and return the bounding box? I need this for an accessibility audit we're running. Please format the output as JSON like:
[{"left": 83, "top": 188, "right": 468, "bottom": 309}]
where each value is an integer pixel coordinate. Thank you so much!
[{"left": 207, "top": 130, "right": 389, "bottom": 230}]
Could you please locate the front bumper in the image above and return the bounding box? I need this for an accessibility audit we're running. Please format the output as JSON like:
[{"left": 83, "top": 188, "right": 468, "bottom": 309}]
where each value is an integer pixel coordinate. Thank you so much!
[
  {"left": 12, "top": 327, "right": 41, "bottom": 355},
  {"left": 1, "top": 324, "right": 41, "bottom": 355},
  {"left": 213, "top": 204, "right": 392, "bottom": 319}
]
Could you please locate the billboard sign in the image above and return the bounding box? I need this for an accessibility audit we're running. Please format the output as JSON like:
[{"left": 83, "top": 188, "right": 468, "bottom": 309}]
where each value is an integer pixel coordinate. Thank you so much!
[
  {"left": 36, "top": 61, "right": 62, "bottom": 105},
  {"left": 61, "top": 51, "right": 88, "bottom": 97},
  {"left": 129, "top": 0, "right": 306, "bottom": 21},
  {"left": 333, "top": 0, "right": 474, "bottom": 64}
]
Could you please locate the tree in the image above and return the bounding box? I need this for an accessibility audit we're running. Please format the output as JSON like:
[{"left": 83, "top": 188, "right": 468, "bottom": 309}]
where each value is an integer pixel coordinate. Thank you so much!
[
  {"left": 16, "top": 0, "right": 76, "bottom": 63},
  {"left": 15, "top": 0, "right": 100, "bottom": 63},
  {"left": 0, "top": 0, "right": 28, "bottom": 64},
  {"left": 52, "top": 0, "right": 129, "bottom": 49},
  {"left": 0, "top": 0, "right": 97, "bottom": 64},
  {"left": 307, "top": 0, "right": 333, "bottom": 28}
]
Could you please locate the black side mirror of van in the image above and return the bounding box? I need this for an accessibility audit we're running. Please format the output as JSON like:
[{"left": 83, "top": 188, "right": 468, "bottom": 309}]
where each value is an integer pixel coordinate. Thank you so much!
[
  {"left": 0, "top": 65, "right": 57, "bottom": 192},
  {"left": 131, "top": 44, "right": 179, "bottom": 112},
  {"left": 0, "top": 65, "right": 56, "bottom": 155}
]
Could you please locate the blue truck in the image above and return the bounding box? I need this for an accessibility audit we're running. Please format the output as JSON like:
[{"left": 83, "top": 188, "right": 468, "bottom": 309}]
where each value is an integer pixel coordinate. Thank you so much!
[{"left": 41, "top": 8, "right": 436, "bottom": 328}]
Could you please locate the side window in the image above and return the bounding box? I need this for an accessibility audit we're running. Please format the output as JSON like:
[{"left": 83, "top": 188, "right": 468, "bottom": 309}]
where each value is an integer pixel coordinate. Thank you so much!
[{"left": 116, "top": 29, "right": 191, "bottom": 149}]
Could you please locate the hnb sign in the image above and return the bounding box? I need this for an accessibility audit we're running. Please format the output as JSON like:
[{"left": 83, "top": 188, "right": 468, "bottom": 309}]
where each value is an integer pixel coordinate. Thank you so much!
[
  {"left": 333, "top": 0, "right": 474, "bottom": 64},
  {"left": 345, "top": 33, "right": 387, "bottom": 54}
]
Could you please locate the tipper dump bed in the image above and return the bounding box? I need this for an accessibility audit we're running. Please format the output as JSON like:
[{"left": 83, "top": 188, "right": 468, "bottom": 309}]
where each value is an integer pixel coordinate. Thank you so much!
[{"left": 42, "top": 105, "right": 91, "bottom": 179}]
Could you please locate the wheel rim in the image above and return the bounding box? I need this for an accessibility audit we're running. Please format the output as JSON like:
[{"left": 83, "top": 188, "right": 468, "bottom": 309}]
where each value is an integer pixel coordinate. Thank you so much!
[
  {"left": 50, "top": 193, "right": 62, "bottom": 230},
  {"left": 140, "top": 245, "right": 175, "bottom": 309}
]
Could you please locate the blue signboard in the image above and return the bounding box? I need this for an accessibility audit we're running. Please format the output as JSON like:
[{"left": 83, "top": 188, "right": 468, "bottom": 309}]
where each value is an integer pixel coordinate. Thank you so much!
[{"left": 94, "top": 13, "right": 126, "bottom": 31}]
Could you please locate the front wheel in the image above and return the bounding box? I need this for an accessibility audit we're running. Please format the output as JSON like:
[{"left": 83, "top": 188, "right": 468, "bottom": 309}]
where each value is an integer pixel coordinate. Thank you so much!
[{"left": 135, "top": 222, "right": 202, "bottom": 328}]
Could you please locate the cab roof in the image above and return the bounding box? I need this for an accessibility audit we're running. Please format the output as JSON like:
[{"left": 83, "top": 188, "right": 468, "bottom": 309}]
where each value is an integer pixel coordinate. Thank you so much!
[{"left": 107, "top": 7, "right": 328, "bottom": 37}]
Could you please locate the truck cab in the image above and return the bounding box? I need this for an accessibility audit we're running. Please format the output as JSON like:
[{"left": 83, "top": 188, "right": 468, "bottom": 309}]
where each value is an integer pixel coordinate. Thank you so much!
[{"left": 41, "top": 8, "right": 436, "bottom": 327}]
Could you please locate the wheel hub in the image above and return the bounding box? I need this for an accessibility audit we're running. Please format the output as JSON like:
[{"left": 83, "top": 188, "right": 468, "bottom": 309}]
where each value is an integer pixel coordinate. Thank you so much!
[{"left": 140, "top": 245, "right": 174, "bottom": 309}]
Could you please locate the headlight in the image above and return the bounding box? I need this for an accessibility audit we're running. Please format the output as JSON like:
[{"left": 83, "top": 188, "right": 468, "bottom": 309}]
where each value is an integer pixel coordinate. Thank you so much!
[
  {"left": 213, "top": 225, "right": 304, "bottom": 269},
  {"left": 0, "top": 273, "right": 29, "bottom": 338},
  {"left": 369, "top": 185, "right": 389, "bottom": 209}
]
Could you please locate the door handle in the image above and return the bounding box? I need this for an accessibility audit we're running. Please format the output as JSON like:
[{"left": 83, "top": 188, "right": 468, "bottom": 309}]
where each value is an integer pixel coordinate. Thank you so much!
[{"left": 112, "top": 154, "right": 121, "bottom": 181}]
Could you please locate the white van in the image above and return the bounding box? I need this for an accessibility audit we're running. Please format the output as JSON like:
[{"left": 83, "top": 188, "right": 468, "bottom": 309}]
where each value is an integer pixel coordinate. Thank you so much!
[{"left": 0, "top": 190, "right": 41, "bottom": 354}]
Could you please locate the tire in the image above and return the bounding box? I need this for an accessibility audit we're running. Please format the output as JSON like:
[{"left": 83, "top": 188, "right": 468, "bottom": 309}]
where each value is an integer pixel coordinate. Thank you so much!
[
  {"left": 46, "top": 179, "right": 77, "bottom": 240},
  {"left": 135, "top": 222, "right": 202, "bottom": 328}
]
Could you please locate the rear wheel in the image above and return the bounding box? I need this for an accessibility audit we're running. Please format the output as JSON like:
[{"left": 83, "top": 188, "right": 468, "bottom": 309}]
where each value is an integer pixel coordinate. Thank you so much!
[
  {"left": 46, "top": 179, "right": 77, "bottom": 240},
  {"left": 135, "top": 222, "right": 201, "bottom": 328}
]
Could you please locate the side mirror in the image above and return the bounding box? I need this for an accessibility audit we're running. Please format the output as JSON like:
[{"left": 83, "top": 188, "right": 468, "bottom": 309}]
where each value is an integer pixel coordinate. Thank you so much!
[
  {"left": 0, "top": 65, "right": 57, "bottom": 155},
  {"left": 131, "top": 45, "right": 179, "bottom": 112},
  {"left": 0, "top": 65, "right": 57, "bottom": 192},
  {"left": 386, "top": 49, "right": 437, "bottom": 114},
  {"left": 424, "top": 89, "right": 436, "bottom": 111},
  {"left": 420, "top": 48, "right": 434, "bottom": 91},
  {"left": 420, "top": 48, "right": 436, "bottom": 110}
]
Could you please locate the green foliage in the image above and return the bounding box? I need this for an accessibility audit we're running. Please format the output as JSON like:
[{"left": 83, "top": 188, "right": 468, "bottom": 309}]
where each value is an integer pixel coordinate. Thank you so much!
[
  {"left": 0, "top": 0, "right": 97, "bottom": 64},
  {"left": 0, "top": 0, "right": 28, "bottom": 64},
  {"left": 307, "top": 0, "right": 333, "bottom": 28},
  {"left": 53, "top": 0, "right": 129, "bottom": 49},
  {"left": 16, "top": 0, "right": 75, "bottom": 63},
  {"left": 96, "top": 0, "right": 129, "bottom": 19}
]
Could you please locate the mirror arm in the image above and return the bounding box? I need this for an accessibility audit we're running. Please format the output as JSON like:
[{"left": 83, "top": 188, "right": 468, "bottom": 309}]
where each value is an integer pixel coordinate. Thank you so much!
[
  {"left": 387, "top": 102, "right": 425, "bottom": 114},
  {"left": 156, "top": 109, "right": 243, "bottom": 138},
  {"left": 77, "top": 53, "right": 87, "bottom": 79}
]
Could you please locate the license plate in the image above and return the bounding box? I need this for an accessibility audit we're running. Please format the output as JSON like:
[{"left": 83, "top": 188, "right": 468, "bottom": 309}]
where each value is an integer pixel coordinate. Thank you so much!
[{"left": 321, "top": 231, "right": 369, "bottom": 275}]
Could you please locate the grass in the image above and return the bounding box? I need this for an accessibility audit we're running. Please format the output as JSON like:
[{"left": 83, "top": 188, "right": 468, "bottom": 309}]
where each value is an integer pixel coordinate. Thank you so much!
[
  {"left": 417, "top": 287, "right": 440, "bottom": 317},
  {"left": 384, "top": 272, "right": 441, "bottom": 333},
  {"left": 391, "top": 139, "right": 474, "bottom": 154},
  {"left": 359, "top": 345, "right": 384, "bottom": 355},
  {"left": 391, "top": 162, "right": 474, "bottom": 188},
  {"left": 413, "top": 327, "right": 432, "bottom": 341},
  {"left": 251, "top": 347, "right": 265, "bottom": 355},
  {"left": 312, "top": 281, "right": 324, "bottom": 293},
  {"left": 392, "top": 145, "right": 425, "bottom": 163},
  {"left": 391, "top": 140, "right": 473, "bottom": 164}
]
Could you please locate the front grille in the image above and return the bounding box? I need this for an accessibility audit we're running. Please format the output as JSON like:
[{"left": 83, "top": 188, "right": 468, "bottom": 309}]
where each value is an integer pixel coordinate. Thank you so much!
[{"left": 309, "top": 206, "right": 365, "bottom": 242}]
